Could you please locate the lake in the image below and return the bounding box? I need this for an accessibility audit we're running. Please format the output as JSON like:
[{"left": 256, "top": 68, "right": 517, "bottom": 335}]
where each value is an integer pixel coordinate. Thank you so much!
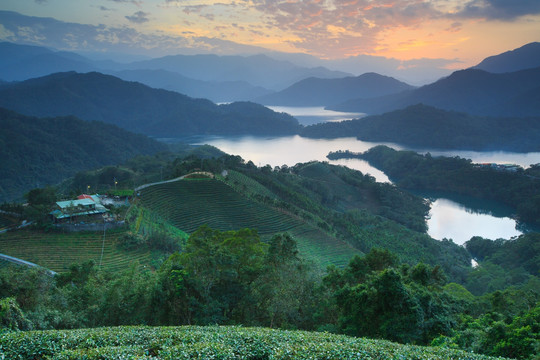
[{"left": 186, "top": 134, "right": 540, "bottom": 245}]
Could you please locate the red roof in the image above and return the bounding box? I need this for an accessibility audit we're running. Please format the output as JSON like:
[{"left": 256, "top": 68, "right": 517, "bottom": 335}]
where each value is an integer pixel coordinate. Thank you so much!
[{"left": 77, "top": 194, "right": 94, "bottom": 201}]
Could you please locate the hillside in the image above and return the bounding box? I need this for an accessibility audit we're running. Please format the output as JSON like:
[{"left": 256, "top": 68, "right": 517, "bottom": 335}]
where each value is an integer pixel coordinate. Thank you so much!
[
  {"left": 0, "top": 108, "right": 168, "bottom": 202},
  {"left": 301, "top": 104, "right": 540, "bottom": 152},
  {"left": 254, "top": 72, "right": 413, "bottom": 106},
  {"left": 0, "top": 71, "right": 301, "bottom": 137},
  {"left": 0, "top": 325, "right": 509, "bottom": 359},
  {"left": 330, "top": 66, "right": 540, "bottom": 117},
  {"left": 474, "top": 42, "right": 540, "bottom": 73},
  {"left": 131, "top": 158, "right": 471, "bottom": 279},
  {"left": 137, "top": 177, "right": 358, "bottom": 267}
]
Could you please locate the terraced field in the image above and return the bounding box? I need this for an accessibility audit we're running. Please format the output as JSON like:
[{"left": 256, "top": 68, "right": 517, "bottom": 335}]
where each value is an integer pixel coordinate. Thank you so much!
[
  {"left": 138, "top": 178, "right": 358, "bottom": 266},
  {"left": 0, "top": 229, "right": 150, "bottom": 272}
]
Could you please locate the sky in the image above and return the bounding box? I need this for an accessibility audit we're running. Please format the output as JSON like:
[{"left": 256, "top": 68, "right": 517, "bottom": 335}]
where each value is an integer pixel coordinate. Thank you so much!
[{"left": 1, "top": 0, "right": 540, "bottom": 70}]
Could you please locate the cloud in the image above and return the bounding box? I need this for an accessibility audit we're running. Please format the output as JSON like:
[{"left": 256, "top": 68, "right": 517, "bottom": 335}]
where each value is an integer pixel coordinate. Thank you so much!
[
  {"left": 456, "top": 0, "right": 540, "bottom": 20},
  {"left": 249, "top": 0, "right": 442, "bottom": 57},
  {"left": 34, "top": 0, "right": 47, "bottom": 3},
  {"left": 125, "top": 11, "right": 150, "bottom": 24},
  {"left": 109, "top": 0, "right": 143, "bottom": 6}
]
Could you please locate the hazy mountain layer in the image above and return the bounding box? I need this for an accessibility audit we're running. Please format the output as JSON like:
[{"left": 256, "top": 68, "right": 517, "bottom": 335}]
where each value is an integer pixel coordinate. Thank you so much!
[
  {"left": 330, "top": 66, "right": 540, "bottom": 117},
  {"left": 0, "top": 71, "right": 301, "bottom": 137},
  {"left": 254, "top": 73, "right": 414, "bottom": 106}
]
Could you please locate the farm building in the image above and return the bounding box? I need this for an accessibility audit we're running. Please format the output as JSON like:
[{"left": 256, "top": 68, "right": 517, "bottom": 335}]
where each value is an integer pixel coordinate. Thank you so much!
[{"left": 50, "top": 197, "right": 108, "bottom": 223}]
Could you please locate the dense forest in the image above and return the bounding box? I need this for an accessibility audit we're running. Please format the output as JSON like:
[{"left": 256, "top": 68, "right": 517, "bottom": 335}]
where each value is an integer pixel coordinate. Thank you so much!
[
  {"left": 302, "top": 104, "right": 540, "bottom": 152},
  {"left": 329, "top": 145, "right": 540, "bottom": 226}
]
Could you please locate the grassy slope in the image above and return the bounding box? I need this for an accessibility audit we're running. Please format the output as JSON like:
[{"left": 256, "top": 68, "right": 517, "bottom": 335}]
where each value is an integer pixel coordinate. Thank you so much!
[
  {"left": 137, "top": 177, "right": 359, "bottom": 267},
  {"left": 0, "top": 325, "right": 510, "bottom": 360}
]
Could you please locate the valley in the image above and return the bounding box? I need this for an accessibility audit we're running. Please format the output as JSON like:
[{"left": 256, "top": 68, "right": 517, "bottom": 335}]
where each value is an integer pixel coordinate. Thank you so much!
[{"left": 0, "top": 34, "right": 539, "bottom": 359}]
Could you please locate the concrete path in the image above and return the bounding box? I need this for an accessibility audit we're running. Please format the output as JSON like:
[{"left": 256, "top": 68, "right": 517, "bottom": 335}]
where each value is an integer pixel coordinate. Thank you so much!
[{"left": 0, "top": 253, "right": 56, "bottom": 275}]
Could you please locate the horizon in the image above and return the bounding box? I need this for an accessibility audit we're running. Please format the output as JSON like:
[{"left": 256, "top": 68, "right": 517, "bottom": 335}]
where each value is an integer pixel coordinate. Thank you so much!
[{"left": 0, "top": 1, "right": 539, "bottom": 84}]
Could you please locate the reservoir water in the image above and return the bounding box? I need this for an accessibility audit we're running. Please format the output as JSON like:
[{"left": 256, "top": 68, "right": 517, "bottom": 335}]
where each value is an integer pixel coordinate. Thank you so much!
[{"left": 182, "top": 107, "right": 540, "bottom": 245}]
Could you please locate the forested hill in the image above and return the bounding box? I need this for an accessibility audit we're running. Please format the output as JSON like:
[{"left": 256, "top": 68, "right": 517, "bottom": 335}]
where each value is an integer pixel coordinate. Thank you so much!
[
  {"left": 330, "top": 66, "right": 540, "bottom": 117},
  {"left": 0, "top": 71, "right": 301, "bottom": 137},
  {"left": 301, "top": 104, "right": 540, "bottom": 152},
  {"left": 254, "top": 72, "right": 413, "bottom": 106},
  {"left": 0, "top": 108, "right": 168, "bottom": 202}
]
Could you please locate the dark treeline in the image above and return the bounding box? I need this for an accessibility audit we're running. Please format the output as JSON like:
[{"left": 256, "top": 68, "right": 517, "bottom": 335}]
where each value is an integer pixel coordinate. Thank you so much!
[
  {"left": 347, "top": 145, "right": 540, "bottom": 226},
  {"left": 1, "top": 227, "right": 539, "bottom": 359},
  {"left": 302, "top": 104, "right": 540, "bottom": 152}
]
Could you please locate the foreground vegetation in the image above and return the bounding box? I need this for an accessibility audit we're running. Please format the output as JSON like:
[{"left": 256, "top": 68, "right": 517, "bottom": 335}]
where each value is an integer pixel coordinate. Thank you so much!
[
  {"left": 0, "top": 325, "right": 512, "bottom": 360},
  {"left": 1, "top": 227, "right": 538, "bottom": 359}
]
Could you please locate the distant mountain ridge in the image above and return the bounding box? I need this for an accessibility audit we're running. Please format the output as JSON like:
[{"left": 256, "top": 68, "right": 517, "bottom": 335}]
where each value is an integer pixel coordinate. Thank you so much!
[
  {"left": 0, "top": 71, "right": 301, "bottom": 137},
  {"left": 0, "top": 108, "right": 168, "bottom": 202},
  {"left": 0, "top": 42, "right": 96, "bottom": 81},
  {"left": 473, "top": 42, "right": 540, "bottom": 73},
  {"left": 254, "top": 73, "right": 414, "bottom": 106},
  {"left": 125, "top": 53, "right": 351, "bottom": 90},
  {"left": 0, "top": 42, "right": 350, "bottom": 101},
  {"left": 110, "top": 69, "right": 273, "bottom": 103},
  {"left": 330, "top": 66, "right": 540, "bottom": 117}
]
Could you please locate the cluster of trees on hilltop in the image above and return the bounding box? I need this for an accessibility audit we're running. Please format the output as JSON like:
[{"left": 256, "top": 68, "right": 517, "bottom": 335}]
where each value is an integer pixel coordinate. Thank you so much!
[{"left": 1, "top": 227, "right": 538, "bottom": 359}]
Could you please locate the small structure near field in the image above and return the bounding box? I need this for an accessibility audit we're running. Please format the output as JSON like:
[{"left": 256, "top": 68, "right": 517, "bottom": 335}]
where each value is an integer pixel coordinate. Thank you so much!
[{"left": 50, "top": 197, "right": 108, "bottom": 223}]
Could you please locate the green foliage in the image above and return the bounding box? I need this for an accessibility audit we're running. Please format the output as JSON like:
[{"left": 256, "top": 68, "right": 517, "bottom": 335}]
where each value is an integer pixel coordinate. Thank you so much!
[
  {"left": 326, "top": 249, "right": 463, "bottom": 345},
  {"left": 0, "top": 325, "right": 511, "bottom": 360},
  {"left": 437, "top": 303, "right": 540, "bottom": 359},
  {"left": 464, "top": 234, "right": 540, "bottom": 295},
  {"left": 0, "top": 297, "right": 31, "bottom": 331}
]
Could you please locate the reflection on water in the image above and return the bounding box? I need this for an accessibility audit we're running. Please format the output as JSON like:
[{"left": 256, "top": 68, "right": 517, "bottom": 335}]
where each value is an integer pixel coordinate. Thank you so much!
[
  {"left": 267, "top": 106, "right": 365, "bottom": 126},
  {"left": 427, "top": 198, "right": 521, "bottom": 245}
]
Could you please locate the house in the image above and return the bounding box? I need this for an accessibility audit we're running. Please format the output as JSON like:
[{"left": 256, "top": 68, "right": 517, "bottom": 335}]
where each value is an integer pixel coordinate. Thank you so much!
[{"left": 50, "top": 197, "right": 108, "bottom": 223}]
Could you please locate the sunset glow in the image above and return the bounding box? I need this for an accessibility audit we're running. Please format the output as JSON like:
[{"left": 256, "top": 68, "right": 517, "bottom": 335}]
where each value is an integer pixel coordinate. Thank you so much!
[{"left": 1, "top": 0, "right": 539, "bottom": 68}]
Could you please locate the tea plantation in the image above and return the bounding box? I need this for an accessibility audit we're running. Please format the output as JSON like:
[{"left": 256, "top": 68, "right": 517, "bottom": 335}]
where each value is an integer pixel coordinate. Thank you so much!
[
  {"left": 0, "top": 325, "right": 511, "bottom": 360},
  {"left": 137, "top": 178, "right": 358, "bottom": 267}
]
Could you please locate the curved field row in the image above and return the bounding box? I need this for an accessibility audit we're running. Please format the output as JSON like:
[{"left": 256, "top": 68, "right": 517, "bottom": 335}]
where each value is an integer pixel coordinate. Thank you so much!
[
  {"left": 138, "top": 179, "right": 358, "bottom": 266},
  {"left": 225, "top": 170, "right": 277, "bottom": 199},
  {"left": 139, "top": 179, "right": 298, "bottom": 235},
  {"left": 0, "top": 229, "right": 150, "bottom": 273}
]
